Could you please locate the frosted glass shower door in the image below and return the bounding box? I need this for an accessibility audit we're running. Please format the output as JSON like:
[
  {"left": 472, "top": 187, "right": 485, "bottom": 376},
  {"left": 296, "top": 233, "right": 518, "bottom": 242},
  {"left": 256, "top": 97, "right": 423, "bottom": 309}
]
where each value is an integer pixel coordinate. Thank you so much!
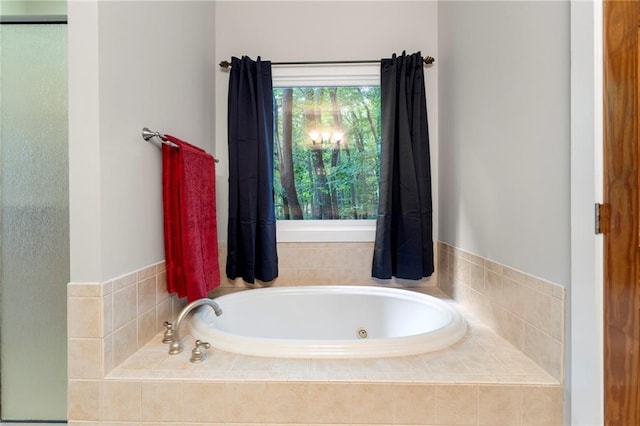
[{"left": 0, "top": 24, "right": 69, "bottom": 420}]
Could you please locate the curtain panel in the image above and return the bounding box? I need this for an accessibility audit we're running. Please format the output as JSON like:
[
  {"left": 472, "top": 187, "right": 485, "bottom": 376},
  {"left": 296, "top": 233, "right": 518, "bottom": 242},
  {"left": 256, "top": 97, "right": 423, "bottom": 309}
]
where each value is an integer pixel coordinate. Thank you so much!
[
  {"left": 372, "top": 51, "right": 434, "bottom": 280},
  {"left": 226, "top": 56, "right": 278, "bottom": 283}
]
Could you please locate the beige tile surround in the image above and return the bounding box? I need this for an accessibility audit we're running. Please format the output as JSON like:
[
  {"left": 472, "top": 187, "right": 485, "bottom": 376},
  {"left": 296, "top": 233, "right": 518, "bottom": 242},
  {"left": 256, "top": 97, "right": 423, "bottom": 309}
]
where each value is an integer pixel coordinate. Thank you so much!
[
  {"left": 67, "top": 241, "right": 564, "bottom": 425},
  {"left": 437, "top": 242, "right": 565, "bottom": 382},
  {"left": 216, "top": 242, "right": 437, "bottom": 292}
]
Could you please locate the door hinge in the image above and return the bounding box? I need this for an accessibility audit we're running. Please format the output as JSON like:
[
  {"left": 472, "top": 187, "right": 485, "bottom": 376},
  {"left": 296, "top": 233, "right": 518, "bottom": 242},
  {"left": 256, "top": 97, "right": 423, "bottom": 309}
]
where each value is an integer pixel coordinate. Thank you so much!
[{"left": 595, "top": 203, "right": 609, "bottom": 234}]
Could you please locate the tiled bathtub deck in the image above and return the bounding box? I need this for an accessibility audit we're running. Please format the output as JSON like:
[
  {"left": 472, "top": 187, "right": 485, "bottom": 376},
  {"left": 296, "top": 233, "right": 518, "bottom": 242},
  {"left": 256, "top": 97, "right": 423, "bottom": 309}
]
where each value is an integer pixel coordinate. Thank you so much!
[
  {"left": 112, "top": 314, "right": 557, "bottom": 385},
  {"left": 91, "top": 300, "right": 563, "bottom": 426}
]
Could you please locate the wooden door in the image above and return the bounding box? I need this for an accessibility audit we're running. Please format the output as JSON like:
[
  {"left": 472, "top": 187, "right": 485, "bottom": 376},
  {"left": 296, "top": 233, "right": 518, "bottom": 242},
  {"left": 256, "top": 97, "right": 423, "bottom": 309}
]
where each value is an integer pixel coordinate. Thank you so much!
[{"left": 604, "top": 1, "right": 640, "bottom": 424}]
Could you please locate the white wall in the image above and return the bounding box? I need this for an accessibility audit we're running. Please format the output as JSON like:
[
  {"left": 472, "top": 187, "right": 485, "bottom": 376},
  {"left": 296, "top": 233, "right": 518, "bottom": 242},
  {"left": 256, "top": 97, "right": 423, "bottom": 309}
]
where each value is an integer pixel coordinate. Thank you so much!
[
  {"left": 68, "top": 1, "right": 216, "bottom": 282},
  {"left": 213, "top": 0, "right": 439, "bottom": 242},
  {"left": 438, "top": 2, "right": 598, "bottom": 424},
  {"left": 438, "top": 0, "right": 571, "bottom": 287}
]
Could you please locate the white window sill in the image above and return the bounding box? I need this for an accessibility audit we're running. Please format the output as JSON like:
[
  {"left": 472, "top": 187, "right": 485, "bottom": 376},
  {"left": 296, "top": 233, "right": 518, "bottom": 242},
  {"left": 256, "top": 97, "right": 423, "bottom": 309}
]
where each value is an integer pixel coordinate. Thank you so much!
[{"left": 276, "top": 220, "right": 376, "bottom": 243}]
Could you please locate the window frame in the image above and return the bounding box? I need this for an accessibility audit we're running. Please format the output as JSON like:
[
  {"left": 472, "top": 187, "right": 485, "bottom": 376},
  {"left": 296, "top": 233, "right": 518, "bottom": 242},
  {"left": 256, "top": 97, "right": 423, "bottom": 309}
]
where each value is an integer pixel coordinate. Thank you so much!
[{"left": 272, "top": 64, "right": 380, "bottom": 243}]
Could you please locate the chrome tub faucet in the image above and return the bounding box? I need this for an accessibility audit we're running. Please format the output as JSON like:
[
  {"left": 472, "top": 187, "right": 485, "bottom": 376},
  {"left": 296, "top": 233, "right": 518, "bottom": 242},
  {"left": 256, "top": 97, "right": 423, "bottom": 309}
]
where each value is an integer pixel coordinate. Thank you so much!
[{"left": 164, "top": 298, "right": 223, "bottom": 355}]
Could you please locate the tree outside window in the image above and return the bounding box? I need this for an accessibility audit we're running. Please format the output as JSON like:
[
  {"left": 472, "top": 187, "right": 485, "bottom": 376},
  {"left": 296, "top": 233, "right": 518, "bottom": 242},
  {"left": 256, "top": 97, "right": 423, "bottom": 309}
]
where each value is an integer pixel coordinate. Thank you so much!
[{"left": 273, "top": 86, "right": 381, "bottom": 221}]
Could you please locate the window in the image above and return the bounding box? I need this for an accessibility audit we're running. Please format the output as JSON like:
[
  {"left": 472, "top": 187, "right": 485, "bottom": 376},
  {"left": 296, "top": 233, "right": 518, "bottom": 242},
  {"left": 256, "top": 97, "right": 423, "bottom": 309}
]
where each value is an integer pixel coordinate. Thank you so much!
[{"left": 272, "top": 65, "right": 381, "bottom": 242}]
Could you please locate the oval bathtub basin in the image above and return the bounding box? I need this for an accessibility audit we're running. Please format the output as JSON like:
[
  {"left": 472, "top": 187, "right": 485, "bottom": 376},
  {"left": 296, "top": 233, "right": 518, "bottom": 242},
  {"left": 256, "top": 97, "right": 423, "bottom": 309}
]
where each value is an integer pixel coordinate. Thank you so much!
[{"left": 189, "top": 285, "right": 467, "bottom": 358}]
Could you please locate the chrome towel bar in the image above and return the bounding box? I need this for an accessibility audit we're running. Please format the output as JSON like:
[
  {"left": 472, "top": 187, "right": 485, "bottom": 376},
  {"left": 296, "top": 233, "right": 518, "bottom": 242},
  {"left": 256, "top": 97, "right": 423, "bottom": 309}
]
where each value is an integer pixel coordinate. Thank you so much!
[{"left": 142, "top": 127, "right": 219, "bottom": 162}]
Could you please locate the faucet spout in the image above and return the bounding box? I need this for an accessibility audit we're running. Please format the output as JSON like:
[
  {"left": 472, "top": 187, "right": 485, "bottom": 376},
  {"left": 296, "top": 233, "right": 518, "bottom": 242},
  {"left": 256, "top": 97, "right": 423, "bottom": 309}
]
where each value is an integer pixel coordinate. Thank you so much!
[{"left": 168, "top": 298, "right": 223, "bottom": 355}]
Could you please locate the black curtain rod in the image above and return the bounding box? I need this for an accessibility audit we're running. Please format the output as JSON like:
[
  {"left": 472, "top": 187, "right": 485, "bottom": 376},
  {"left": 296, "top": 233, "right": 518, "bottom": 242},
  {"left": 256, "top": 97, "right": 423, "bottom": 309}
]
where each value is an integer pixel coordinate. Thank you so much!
[{"left": 219, "top": 56, "right": 435, "bottom": 69}]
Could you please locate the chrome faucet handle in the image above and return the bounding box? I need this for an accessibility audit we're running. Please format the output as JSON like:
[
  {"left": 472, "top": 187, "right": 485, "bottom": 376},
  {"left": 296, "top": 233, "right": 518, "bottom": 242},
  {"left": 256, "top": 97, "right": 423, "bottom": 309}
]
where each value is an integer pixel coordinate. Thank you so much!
[
  {"left": 190, "top": 340, "right": 211, "bottom": 363},
  {"left": 162, "top": 321, "right": 174, "bottom": 344}
]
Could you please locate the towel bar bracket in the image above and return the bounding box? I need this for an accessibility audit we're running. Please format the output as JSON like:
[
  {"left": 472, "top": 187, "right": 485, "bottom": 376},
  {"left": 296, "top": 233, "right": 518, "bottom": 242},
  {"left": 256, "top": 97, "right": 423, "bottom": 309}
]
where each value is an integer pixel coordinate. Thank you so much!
[
  {"left": 141, "top": 127, "right": 219, "bottom": 162},
  {"left": 142, "top": 127, "right": 179, "bottom": 148}
]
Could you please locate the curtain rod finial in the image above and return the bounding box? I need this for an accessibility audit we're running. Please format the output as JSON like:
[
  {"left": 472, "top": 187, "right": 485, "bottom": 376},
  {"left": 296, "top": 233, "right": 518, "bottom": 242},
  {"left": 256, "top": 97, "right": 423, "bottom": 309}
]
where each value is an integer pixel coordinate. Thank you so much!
[
  {"left": 424, "top": 56, "right": 435, "bottom": 65},
  {"left": 219, "top": 60, "right": 231, "bottom": 69}
]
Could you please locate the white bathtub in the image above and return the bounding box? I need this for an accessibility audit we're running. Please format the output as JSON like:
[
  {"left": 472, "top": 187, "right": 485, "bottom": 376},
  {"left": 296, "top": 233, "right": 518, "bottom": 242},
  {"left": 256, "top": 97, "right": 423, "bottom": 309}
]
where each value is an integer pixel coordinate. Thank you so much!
[{"left": 189, "top": 285, "right": 467, "bottom": 358}]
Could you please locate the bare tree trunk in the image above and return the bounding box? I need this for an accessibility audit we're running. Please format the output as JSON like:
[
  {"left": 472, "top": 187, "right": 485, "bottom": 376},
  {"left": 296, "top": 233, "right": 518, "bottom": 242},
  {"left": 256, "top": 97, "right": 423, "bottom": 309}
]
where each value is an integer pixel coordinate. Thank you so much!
[
  {"left": 304, "top": 88, "right": 332, "bottom": 219},
  {"left": 328, "top": 88, "right": 343, "bottom": 218},
  {"left": 345, "top": 148, "right": 358, "bottom": 218},
  {"left": 275, "top": 93, "right": 288, "bottom": 221},
  {"left": 279, "top": 88, "right": 303, "bottom": 219},
  {"left": 349, "top": 110, "right": 366, "bottom": 153},
  {"left": 347, "top": 111, "right": 368, "bottom": 217},
  {"left": 310, "top": 150, "right": 331, "bottom": 218},
  {"left": 358, "top": 87, "right": 379, "bottom": 144},
  {"left": 357, "top": 88, "right": 381, "bottom": 216},
  {"left": 273, "top": 94, "right": 287, "bottom": 218}
]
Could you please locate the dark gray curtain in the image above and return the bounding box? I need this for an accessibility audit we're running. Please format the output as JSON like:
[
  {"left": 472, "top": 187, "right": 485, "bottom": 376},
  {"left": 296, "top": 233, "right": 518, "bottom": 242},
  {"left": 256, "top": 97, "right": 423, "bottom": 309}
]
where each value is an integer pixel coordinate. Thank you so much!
[
  {"left": 372, "top": 51, "right": 434, "bottom": 280},
  {"left": 226, "top": 56, "right": 278, "bottom": 283}
]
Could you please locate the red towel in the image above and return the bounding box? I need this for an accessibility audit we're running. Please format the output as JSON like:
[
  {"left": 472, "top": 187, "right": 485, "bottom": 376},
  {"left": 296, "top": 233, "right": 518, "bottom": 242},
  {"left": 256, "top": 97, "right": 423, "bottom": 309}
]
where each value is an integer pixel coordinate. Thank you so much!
[{"left": 162, "top": 134, "right": 220, "bottom": 301}]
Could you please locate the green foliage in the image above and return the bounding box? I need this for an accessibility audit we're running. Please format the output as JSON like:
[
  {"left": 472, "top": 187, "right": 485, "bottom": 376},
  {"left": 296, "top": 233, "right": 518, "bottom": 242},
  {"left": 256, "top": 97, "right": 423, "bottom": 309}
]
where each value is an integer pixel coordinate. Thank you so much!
[{"left": 274, "top": 86, "right": 381, "bottom": 220}]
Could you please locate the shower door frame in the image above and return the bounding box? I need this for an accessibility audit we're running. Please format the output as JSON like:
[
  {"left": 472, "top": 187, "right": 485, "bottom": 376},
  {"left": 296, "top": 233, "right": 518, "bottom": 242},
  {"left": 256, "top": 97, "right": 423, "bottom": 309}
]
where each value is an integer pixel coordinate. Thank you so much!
[{"left": 0, "top": 16, "right": 69, "bottom": 422}]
